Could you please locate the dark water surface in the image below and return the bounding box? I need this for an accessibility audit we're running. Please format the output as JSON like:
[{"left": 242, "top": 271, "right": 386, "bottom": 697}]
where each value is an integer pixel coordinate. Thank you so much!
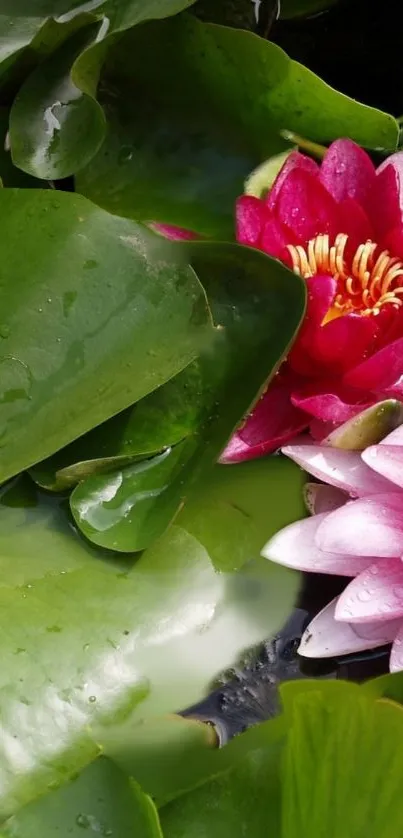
[{"left": 183, "top": 573, "right": 390, "bottom": 737}]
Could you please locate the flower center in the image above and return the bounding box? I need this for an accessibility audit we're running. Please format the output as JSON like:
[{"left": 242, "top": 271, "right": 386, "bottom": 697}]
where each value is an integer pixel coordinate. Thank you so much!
[{"left": 287, "top": 233, "right": 403, "bottom": 318}]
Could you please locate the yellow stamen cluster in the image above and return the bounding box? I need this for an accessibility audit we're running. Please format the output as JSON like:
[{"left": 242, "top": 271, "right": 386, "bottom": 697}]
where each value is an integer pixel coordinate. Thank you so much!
[{"left": 287, "top": 233, "right": 403, "bottom": 317}]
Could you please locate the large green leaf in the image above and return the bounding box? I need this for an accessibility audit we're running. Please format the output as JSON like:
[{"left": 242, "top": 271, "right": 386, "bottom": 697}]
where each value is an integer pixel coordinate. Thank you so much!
[
  {"left": 0, "top": 109, "right": 50, "bottom": 187},
  {"left": 103, "top": 710, "right": 286, "bottom": 807},
  {"left": 68, "top": 244, "right": 305, "bottom": 551},
  {"left": 29, "top": 363, "right": 209, "bottom": 491},
  {"left": 2, "top": 757, "right": 162, "bottom": 838},
  {"left": 160, "top": 681, "right": 403, "bottom": 838},
  {"left": 0, "top": 0, "right": 197, "bottom": 71},
  {"left": 160, "top": 742, "right": 282, "bottom": 838},
  {"left": 7, "top": 0, "right": 198, "bottom": 179},
  {"left": 77, "top": 15, "right": 398, "bottom": 238},
  {"left": 96, "top": 714, "right": 220, "bottom": 807},
  {"left": 30, "top": 240, "right": 304, "bottom": 505},
  {"left": 361, "top": 671, "right": 403, "bottom": 705},
  {"left": 9, "top": 24, "right": 107, "bottom": 180},
  {"left": 0, "top": 475, "right": 298, "bottom": 819},
  {"left": 279, "top": 680, "right": 403, "bottom": 838},
  {"left": 0, "top": 189, "right": 212, "bottom": 484}
]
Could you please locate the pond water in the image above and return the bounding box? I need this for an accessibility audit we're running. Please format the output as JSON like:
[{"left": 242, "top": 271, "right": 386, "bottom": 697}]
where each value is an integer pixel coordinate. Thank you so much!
[{"left": 183, "top": 572, "right": 390, "bottom": 738}]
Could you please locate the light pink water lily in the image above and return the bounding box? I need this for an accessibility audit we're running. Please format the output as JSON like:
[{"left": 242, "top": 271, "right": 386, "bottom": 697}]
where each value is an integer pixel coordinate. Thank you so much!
[{"left": 262, "top": 419, "right": 403, "bottom": 671}]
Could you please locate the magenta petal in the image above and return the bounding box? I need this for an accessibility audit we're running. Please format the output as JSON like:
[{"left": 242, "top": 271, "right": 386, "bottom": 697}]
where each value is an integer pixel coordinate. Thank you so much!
[
  {"left": 262, "top": 512, "right": 372, "bottom": 576},
  {"left": 304, "top": 482, "right": 348, "bottom": 515},
  {"left": 266, "top": 151, "right": 319, "bottom": 211},
  {"left": 312, "top": 313, "right": 378, "bottom": 375},
  {"left": 336, "top": 558, "right": 403, "bottom": 623},
  {"left": 299, "top": 597, "right": 402, "bottom": 658},
  {"left": 319, "top": 139, "right": 376, "bottom": 206},
  {"left": 281, "top": 443, "right": 393, "bottom": 496},
  {"left": 219, "top": 372, "right": 308, "bottom": 463},
  {"left": 344, "top": 337, "right": 403, "bottom": 391},
  {"left": 288, "top": 276, "right": 337, "bottom": 376},
  {"left": 338, "top": 198, "right": 373, "bottom": 250},
  {"left": 150, "top": 223, "right": 198, "bottom": 240},
  {"left": 260, "top": 216, "right": 290, "bottom": 260},
  {"left": 275, "top": 168, "right": 340, "bottom": 243},
  {"left": 362, "top": 445, "right": 403, "bottom": 489},
  {"left": 291, "top": 385, "right": 369, "bottom": 423},
  {"left": 390, "top": 623, "right": 403, "bottom": 671},
  {"left": 383, "top": 224, "right": 403, "bottom": 260},
  {"left": 369, "top": 158, "right": 403, "bottom": 237},
  {"left": 316, "top": 494, "right": 403, "bottom": 557},
  {"left": 235, "top": 195, "right": 266, "bottom": 246}
]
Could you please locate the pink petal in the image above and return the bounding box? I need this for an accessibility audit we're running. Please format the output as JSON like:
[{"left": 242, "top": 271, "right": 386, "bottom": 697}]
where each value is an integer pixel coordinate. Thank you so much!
[
  {"left": 362, "top": 444, "right": 403, "bottom": 489},
  {"left": 390, "top": 622, "right": 403, "bottom": 671},
  {"left": 319, "top": 139, "right": 376, "bottom": 206},
  {"left": 150, "top": 223, "right": 198, "bottom": 240},
  {"left": 370, "top": 152, "right": 403, "bottom": 236},
  {"left": 304, "top": 482, "right": 348, "bottom": 515},
  {"left": 275, "top": 168, "right": 340, "bottom": 244},
  {"left": 344, "top": 337, "right": 403, "bottom": 392},
  {"left": 338, "top": 198, "right": 373, "bottom": 251},
  {"left": 316, "top": 494, "right": 403, "bottom": 557},
  {"left": 336, "top": 558, "right": 403, "bottom": 623},
  {"left": 382, "top": 223, "right": 403, "bottom": 261},
  {"left": 291, "top": 384, "right": 370, "bottom": 424},
  {"left": 236, "top": 195, "right": 266, "bottom": 246},
  {"left": 288, "top": 276, "right": 337, "bottom": 376},
  {"left": 312, "top": 313, "right": 378, "bottom": 375},
  {"left": 309, "top": 417, "right": 342, "bottom": 441},
  {"left": 299, "top": 597, "right": 402, "bottom": 658},
  {"left": 281, "top": 443, "right": 393, "bottom": 496},
  {"left": 380, "top": 425, "right": 403, "bottom": 446},
  {"left": 373, "top": 301, "right": 403, "bottom": 351},
  {"left": 260, "top": 216, "right": 291, "bottom": 260},
  {"left": 262, "top": 512, "right": 373, "bottom": 576},
  {"left": 219, "top": 371, "right": 308, "bottom": 463},
  {"left": 266, "top": 151, "right": 319, "bottom": 211}
]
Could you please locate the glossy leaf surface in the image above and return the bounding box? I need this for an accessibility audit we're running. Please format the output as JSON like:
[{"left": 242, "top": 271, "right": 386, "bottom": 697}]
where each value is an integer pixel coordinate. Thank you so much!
[
  {"left": 0, "top": 475, "right": 298, "bottom": 819},
  {"left": 77, "top": 15, "right": 398, "bottom": 237},
  {"left": 7, "top": 1, "right": 198, "bottom": 179},
  {"left": 2, "top": 758, "right": 162, "bottom": 838},
  {"left": 0, "top": 189, "right": 211, "bottom": 484},
  {"left": 160, "top": 681, "right": 403, "bottom": 838},
  {"left": 29, "top": 363, "right": 209, "bottom": 491},
  {"left": 69, "top": 244, "right": 305, "bottom": 551}
]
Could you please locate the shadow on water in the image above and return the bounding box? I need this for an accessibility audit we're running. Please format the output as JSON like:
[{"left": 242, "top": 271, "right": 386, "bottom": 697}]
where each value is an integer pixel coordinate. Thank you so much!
[{"left": 183, "top": 572, "right": 390, "bottom": 739}]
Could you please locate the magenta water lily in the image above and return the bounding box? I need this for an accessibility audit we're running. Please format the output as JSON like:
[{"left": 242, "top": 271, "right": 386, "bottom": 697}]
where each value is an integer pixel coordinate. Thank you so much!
[{"left": 223, "top": 141, "right": 403, "bottom": 462}]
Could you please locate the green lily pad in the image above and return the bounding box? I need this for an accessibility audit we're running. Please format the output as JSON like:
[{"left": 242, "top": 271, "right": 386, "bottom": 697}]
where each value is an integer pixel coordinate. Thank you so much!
[
  {"left": 279, "top": 679, "right": 403, "bottom": 838},
  {"left": 7, "top": 0, "right": 198, "bottom": 180},
  {"left": 2, "top": 758, "right": 162, "bottom": 838},
  {"left": 0, "top": 475, "right": 298, "bottom": 820},
  {"left": 159, "top": 680, "right": 403, "bottom": 838},
  {"left": 77, "top": 14, "right": 398, "bottom": 238},
  {"left": 0, "top": 0, "right": 197, "bottom": 72},
  {"left": 69, "top": 243, "right": 305, "bottom": 551},
  {"left": 29, "top": 358, "right": 212, "bottom": 492},
  {"left": 0, "top": 189, "right": 212, "bottom": 485}
]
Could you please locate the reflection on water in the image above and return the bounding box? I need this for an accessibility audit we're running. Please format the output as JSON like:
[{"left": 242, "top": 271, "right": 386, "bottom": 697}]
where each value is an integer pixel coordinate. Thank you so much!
[{"left": 183, "top": 572, "right": 390, "bottom": 739}]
